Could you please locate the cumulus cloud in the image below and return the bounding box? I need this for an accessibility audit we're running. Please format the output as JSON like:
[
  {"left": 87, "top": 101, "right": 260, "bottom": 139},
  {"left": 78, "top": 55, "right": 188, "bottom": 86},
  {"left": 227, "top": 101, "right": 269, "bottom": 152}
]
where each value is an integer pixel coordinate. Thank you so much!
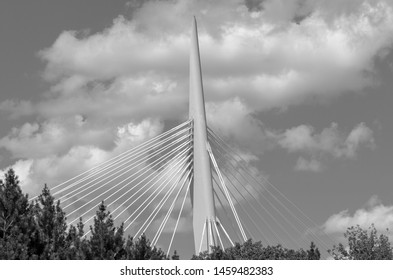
[
  {"left": 115, "top": 118, "right": 164, "bottom": 151},
  {"left": 276, "top": 122, "right": 375, "bottom": 170},
  {"left": 0, "top": 117, "right": 114, "bottom": 159},
  {"left": 208, "top": 119, "right": 375, "bottom": 172},
  {"left": 0, "top": 146, "right": 107, "bottom": 196},
  {"left": 0, "top": 0, "right": 390, "bottom": 191},
  {"left": 1, "top": 0, "right": 392, "bottom": 121},
  {"left": 278, "top": 122, "right": 375, "bottom": 158},
  {"left": 322, "top": 196, "right": 393, "bottom": 238},
  {"left": 206, "top": 98, "right": 275, "bottom": 155},
  {"left": 0, "top": 118, "right": 164, "bottom": 195}
]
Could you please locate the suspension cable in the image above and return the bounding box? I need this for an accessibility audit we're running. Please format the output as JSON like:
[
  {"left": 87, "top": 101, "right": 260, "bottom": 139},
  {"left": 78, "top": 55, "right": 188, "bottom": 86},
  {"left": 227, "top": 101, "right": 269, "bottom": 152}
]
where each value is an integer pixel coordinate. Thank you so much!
[{"left": 29, "top": 119, "right": 192, "bottom": 201}]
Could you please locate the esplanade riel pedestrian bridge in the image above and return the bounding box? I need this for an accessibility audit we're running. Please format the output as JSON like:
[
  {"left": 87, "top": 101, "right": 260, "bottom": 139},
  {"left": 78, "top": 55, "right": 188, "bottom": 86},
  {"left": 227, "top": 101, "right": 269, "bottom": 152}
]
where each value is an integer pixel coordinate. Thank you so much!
[{"left": 29, "top": 18, "right": 331, "bottom": 257}]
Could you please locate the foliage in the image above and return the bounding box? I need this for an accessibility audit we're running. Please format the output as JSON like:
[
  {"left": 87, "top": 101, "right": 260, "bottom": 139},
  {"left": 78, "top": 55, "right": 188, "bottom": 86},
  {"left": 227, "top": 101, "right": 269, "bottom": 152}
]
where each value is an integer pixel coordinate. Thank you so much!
[
  {"left": 124, "top": 234, "right": 167, "bottom": 260},
  {"left": 34, "top": 184, "right": 68, "bottom": 259},
  {"left": 63, "top": 218, "right": 90, "bottom": 259},
  {"left": 306, "top": 241, "right": 321, "bottom": 260},
  {"left": 328, "top": 224, "right": 393, "bottom": 260},
  {"left": 0, "top": 168, "right": 171, "bottom": 260},
  {"left": 171, "top": 250, "right": 180, "bottom": 260},
  {"left": 89, "top": 202, "right": 125, "bottom": 259},
  {"left": 0, "top": 168, "right": 323, "bottom": 260},
  {"left": 5, "top": 168, "right": 392, "bottom": 260},
  {"left": 0, "top": 169, "right": 36, "bottom": 259},
  {"left": 192, "top": 239, "right": 320, "bottom": 260}
]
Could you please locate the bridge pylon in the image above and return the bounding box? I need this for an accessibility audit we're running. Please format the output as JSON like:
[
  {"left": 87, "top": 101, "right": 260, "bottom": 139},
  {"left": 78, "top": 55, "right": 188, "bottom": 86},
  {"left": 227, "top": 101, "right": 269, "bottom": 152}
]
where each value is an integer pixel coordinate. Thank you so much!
[{"left": 189, "top": 17, "right": 219, "bottom": 253}]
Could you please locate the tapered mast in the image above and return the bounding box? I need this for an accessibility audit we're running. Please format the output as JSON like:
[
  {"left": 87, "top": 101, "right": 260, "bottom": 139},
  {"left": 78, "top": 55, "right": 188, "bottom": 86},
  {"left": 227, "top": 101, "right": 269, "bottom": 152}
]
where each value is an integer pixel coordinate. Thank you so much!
[{"left": 189, "top": 17, "right": 218, "bottom": 253}]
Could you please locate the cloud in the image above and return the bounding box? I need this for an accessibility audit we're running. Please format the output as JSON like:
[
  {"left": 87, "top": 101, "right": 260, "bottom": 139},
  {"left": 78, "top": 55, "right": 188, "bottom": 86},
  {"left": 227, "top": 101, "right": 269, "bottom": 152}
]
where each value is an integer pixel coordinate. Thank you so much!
[
  {"left": 2, "top": 0, "right": 392, "bottom": 121},
  {"left": 0, "top": 117, "right": 114, "bottom": 159},
  {"left": 0, "top": 0, "right": 389, "bottom": 192},
  {"left": 20, "top": 74, "right": 187, "bottom": 124},
  {"left": 345, "top": 122, "right": 376, "bottom": 158},
  {"left": 0, "top": 100, "right": 34, "bottom": 119},
  {"left": 206, "top": 98, "right": 275, "bottom": 155},
  {"left": 277, "top": 122, "right": 375, "bottom": 160},
  {"left": 0, "top": 118, "right": 164, "bottom": 196},
  {"left": 207, "top": 102, "right": 374, "bottom": 171},
  {"left": 244, "top": 0, "right": 265, "bottom": 12},
  {"left": 115, "top": 118, "right": 164, "bottom": 152},
  {"left": 295, "top": 157, "right": 323, "bottom": 172},
  {"left": 1, "top": 146, "right": 107, "bottom": 196},
  {"left": 322, "top": 196, "right": 393, "bottom": 238}
]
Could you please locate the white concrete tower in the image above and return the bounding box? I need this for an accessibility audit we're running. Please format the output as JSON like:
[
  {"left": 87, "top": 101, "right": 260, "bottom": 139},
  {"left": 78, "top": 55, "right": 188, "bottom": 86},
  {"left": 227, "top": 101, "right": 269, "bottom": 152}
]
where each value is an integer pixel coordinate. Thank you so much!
[{"left": 189, "top": 17, "right": 218, "bottom": 253}]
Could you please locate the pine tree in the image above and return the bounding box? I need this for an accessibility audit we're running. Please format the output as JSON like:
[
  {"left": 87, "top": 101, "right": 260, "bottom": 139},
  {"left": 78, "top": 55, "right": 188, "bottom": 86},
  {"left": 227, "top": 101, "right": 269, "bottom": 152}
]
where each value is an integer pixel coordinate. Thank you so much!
[
  {"left": 89, "top": 201, "right": 125, "bottom": 259},
  {"left": 124, "top": 234, "right": 167, "bottom": 260},
  {"left": 171, "top": 250, "right": 180, "bottom": 260},
  {"left": 1, "top": 169, "right": 173, "bottom": 260},
  {"left": 35, "top": 184, "right": 68, "bottom": 259},
  {"left": 65, "top": 218, "right": 91, "bottom": 259},
  {"left": 307, "top": 241, "right": 321, "bottom": 260},
  {"left": 0, "top": 169, "right": 35, "bottom": 259}
]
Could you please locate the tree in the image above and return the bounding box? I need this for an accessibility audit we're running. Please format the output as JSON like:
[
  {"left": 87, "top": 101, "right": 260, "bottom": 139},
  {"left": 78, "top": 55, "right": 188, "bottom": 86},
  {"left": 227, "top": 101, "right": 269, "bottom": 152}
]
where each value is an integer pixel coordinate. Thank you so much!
[
  {"left": 307, "top": 241, "right": 321, "bottom": 260},
  {"left": 0, "top": 169, "right": 173, "bottom": 260},
  {"left": 64, "top": 218, "right": 90, "bottom": 259},
  {"left": 171, "top": 250, "right": 180, "bottom": 260},
  {"left": 89, "top": 201, "right": 125, "bottom": 259},
  {"left": 328, "top": 224, "right": 393, "bottom": 260},
  {"left": 225, "top": 239, "right": 264, "bottom": 260},
  {"left": 0, "top": 169, "right": 36, "bottom": 259},
  {"left": 34, "top": 184, "right": 68, "bottom": 259},
  {"left": 191, "top": 245, "right": 232, "bottom": 260},
  {"left": 192, "top": 239, "right": 320, "bottom": 260},
  {"left": 124, "top": 234, "right": 167, "bottom": 260}
]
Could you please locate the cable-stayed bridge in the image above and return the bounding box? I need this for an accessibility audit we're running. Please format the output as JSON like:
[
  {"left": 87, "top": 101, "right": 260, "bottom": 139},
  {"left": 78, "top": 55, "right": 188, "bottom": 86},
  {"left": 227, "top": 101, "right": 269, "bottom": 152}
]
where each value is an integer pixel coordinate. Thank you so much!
[{"left": 30, "top": 18, "right": 332, "bottom": 257}]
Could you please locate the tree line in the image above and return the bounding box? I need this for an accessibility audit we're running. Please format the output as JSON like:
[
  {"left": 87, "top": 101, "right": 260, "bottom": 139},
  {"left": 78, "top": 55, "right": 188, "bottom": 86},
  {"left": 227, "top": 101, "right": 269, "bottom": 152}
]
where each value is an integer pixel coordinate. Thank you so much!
[
  {"left": 1, "top": 169, "right": 392, "bottom": 260},
  {"left": 0, "top": 169, "right": 170, "bottom": 260}
]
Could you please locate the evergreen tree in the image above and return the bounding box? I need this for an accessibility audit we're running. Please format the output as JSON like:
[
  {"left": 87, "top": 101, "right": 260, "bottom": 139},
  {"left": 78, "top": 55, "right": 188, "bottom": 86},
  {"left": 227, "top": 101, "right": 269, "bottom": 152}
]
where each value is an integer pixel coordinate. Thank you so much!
[
  {"left": 0, "top": 168, "right": 326, "bottom": 260},
  {"left": 171, "top": 250, "right": 180, "bottom": 260},
  {"left": 124, "top": 234, "right": 167, "bottom": 260},
  {"left": 307, "top": 241, "right": 321, "bottom": 260},
  {"left": 0, "top": 169, "right": 35, "bottom": 259},
  {"left": 89, "top": 201, "right": 125, "bottom": 259},
  {"left": 65, "top": 218, "right": 91, "bottom": 259},
  {"left": 0, "top": 169, "right": 172, "bottom": 260},
  {"left": 35, "top": 184, "right": 68, "bottom": 259}
]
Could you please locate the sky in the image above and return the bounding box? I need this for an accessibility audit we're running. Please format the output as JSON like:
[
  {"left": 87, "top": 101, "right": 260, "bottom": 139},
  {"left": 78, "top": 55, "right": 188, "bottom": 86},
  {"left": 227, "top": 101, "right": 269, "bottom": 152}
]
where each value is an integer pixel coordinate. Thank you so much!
[{"left": 1, "top": 0, "right": 393, "bottom": 258}]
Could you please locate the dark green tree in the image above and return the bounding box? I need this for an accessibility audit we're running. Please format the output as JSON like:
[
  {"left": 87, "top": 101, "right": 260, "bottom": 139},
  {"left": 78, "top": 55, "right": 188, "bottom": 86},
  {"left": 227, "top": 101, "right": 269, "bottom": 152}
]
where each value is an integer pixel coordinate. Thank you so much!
[
  {"left": 64, "top": 218, "right": 91, "bottom": 259},
  {"left": 192, "top": 239, "right": 320, "bottom": 260},
  {"left": 0, "top": 169, "right": 173, "bottom": 260},
  {"left": 34, "top": 184, "right": 68, "bottom": 259},
  {"left": 0, "top": 168, "right": 321, "bottom": 261},
  {"left": 191, "top": 245, "right": 232, "bottom": 260},
  {"left": 227, "top": 239, "right": 262, "bottom": 259},
  {"left": 171, "top": 250, "right": 180, "bottom": 260},
  {"left": 328, "top": 224, "right": 393, "bottom": 260},
  {"left": 307, "top": 241, "right": 321, "bottom": 260},
  {"left": 124, "top": 233, "right": 167, "bottom": 260},
  {"left": 89, "top": 201, "right": 125, "bottom": 259},
  {"left": 0, "top": 169, "right": 36, "bottom": 259}
]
